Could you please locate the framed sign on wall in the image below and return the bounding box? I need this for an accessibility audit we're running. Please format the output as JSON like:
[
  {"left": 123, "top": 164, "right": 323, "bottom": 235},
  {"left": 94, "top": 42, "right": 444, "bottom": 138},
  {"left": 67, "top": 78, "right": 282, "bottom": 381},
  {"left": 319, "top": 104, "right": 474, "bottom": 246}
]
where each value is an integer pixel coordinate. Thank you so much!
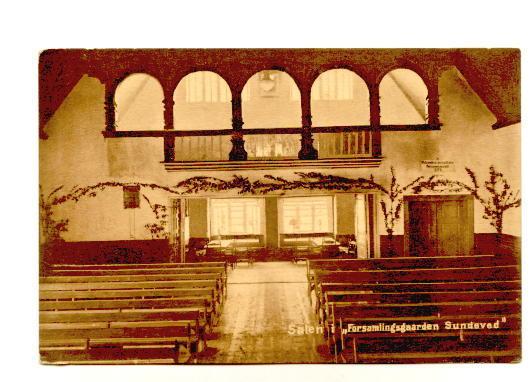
[{"left": 123, "top": 185, "right": 140, "bottom": 209}]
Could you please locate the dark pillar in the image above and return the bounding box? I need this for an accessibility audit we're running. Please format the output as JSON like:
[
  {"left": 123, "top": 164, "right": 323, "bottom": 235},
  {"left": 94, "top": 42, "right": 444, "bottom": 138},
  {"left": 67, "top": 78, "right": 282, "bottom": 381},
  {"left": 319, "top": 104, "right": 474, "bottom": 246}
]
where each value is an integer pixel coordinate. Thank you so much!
[
  {"left": 298, "top": 88, "right": 318, "bottom": 160},
  {"left": 229, "top": 93, "right": 247, "bottom": 160},
  {"left": 163, "top": 89, "right": 175, "bottom": 162},
  {"left": 104, "top": 81, "right": 117, "bottom": 132},
  {"left": 427, "top": 80, "right": 440, "bottom": 126},
  {"left": 368, "top": 83, "right": 382, "bottom": 157}
]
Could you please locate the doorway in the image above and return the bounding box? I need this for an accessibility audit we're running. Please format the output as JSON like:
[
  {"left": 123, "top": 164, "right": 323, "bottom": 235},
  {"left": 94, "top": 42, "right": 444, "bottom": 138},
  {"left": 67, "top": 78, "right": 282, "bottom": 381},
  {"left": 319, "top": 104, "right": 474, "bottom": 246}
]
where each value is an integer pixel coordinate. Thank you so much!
[{"left": 404, "top": 195, "right": 474, "bottom": 257}]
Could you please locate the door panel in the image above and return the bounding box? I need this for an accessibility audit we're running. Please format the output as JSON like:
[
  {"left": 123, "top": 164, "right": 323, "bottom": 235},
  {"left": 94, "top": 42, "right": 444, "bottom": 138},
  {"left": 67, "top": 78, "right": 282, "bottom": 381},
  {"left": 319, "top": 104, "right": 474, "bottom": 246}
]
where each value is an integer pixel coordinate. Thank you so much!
[
  {"left": 438, "top": 201, "right": 461, "bottom": 256},
  {"left": 405, "top": 196, "right": 474, "bottom": 257},
  {"left": 408, "top": 201, "right": 437, "bottom": 257}
]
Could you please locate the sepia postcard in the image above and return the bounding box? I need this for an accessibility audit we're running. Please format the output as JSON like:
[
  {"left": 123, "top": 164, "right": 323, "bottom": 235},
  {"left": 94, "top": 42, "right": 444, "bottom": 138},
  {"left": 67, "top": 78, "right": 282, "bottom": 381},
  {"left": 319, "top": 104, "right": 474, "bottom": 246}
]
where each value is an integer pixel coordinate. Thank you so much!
[{"left": 39, "top": 48, "right": 521, "bottom": 365}]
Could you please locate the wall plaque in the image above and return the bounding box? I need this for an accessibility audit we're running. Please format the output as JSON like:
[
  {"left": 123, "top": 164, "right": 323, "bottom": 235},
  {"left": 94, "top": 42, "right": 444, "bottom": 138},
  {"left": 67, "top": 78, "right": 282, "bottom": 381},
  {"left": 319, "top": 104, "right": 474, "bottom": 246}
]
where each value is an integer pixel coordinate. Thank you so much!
[
  {"left": 123, "top": 185, "right": 140, "bottom": 209},
  {"left": 421, "top": 160, "right": 456, "bottom": 173}
]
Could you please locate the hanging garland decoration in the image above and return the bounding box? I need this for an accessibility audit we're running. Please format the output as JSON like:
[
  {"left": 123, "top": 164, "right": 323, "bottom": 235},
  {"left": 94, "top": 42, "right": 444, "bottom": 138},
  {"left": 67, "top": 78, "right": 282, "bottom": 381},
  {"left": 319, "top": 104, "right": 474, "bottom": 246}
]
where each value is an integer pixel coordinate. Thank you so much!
[
  {"left": 46, "top": 181, "right": 182, "bottom": 207},
  {"left": 174, "top": 172, "right": 383, "bottom": 195},
  {"left": 39, "top": 170, "right": 436, "bottom": 244},
  {"left": 41, "top": 182, "right": 182, "bottom": 244},
  {"left": 40, "top": 166, "right": 520, "bottom": 258}
]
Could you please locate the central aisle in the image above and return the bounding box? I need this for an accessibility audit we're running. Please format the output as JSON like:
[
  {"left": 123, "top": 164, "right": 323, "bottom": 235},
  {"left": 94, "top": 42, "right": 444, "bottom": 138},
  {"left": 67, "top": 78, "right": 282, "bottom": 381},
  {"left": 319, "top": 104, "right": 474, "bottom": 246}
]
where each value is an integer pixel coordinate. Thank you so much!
[{"left": 197, "top": 261, "right": 332, "bottom": 363}]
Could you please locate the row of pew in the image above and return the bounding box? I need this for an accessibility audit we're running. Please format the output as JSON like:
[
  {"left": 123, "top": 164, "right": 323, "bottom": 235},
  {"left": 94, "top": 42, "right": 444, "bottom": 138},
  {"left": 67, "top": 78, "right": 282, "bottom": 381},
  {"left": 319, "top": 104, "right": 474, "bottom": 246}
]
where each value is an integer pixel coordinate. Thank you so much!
[
  {"left": 306, "top": 254, "right": 521, "bottom": 363},
  {"left": 40, "top": 261, "right": 228, "bottom": 364}
]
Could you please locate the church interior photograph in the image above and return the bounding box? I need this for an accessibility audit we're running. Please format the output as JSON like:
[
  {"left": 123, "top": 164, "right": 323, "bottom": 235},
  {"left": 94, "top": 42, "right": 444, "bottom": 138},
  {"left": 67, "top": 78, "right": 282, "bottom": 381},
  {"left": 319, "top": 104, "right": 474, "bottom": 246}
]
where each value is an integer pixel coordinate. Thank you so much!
[{"left": 38, "top": 48, "right": 521, "bottom": 364}]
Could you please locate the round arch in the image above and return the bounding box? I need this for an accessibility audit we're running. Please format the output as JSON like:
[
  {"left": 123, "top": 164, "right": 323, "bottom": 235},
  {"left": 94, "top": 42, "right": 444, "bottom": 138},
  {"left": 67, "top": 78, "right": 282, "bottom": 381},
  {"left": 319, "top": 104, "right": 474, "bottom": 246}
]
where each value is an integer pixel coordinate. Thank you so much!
[
  {"left": 241, "top": 69, "right": 302, "bottom": 159},
  {"left": 241, "top": 69, "right": 302, "bottom": 128},
  {"left": 114, "top": 73, "right": 164, "bottom": 131},
  {"left": 310, "top": 68, "right": 371, "bottom": 158},
  {"left": 379, "top": 68, "right": 428, "bottom": 125},
  {"left": 173, "top": 71, "right": 233, "bottom": 161},
  {"left": 311, "top": 68, "right": 370, "bottom": 126}
]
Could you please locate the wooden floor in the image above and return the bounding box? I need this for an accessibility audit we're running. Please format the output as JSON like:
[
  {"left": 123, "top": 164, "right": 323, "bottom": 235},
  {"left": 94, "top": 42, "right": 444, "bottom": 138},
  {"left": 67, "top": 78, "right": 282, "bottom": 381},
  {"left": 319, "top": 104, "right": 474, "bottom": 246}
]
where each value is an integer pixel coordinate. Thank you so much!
[{"left": 197, "top": 261, "right": 332, "bottom": 364}]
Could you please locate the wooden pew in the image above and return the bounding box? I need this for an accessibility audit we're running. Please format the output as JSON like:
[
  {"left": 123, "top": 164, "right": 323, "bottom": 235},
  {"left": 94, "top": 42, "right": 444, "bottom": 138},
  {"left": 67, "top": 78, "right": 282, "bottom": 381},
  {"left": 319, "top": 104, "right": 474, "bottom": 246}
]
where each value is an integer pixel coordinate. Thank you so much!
[
  {"left": 50, "top": 261, "right": 227, "bottom": 270},
  {"left": 40, "top": 296, "right": 215, "bottom": 326},
  {"left": 308, "top": 255, "right": 514, "bottom": 273},
  {"left": 40, "top": 295, "right": 209, "bottom": 310},
  {"left": 49, "top": 266, "right": 226, "bottom": 276},
  {"left": 39, "top": 287, "right": 215, "bottom": 301},
  {"left": 312, "top": 265, "right": 520, "bottom": 315},
  {"left": 40, "top": 282, "right": 220, "bottom": 325},
  {"left": 40, "top": 263, "right": 229, "bottom": 364},
  {"left": 46, "top": 266, "right": 228, "bottom": 297},
  {"left": 40, "top": 321, "right": 199, "bottom": 364},
  {"left": 41, "top": 272, "right": 222, "bottom": 283},
  {"left": 322, "top": 290, "right": 521, "bottom": 324},
  {"left": 41, "top": 281, "right": 223, "bottom": 309},
  {"left": 40, "top": 307, "right": 205, "bottom": 364},
  {"left": 328, "top": 300, "right": 521, "bottom": 363},
  {"left": 41, "top": 309, "right": 205, "bottom": 326},
  {"left": 48, "top": 263, "right": 228, "bottom": 289},
  {"left": 308, "top": 254, "right": 521, "bottom": 363},
  {"left": 40, "top": 279, "right": 218, "bottom": 291},
  {"left": 307, "top": 255, "right": 516, "bottom": 296}
]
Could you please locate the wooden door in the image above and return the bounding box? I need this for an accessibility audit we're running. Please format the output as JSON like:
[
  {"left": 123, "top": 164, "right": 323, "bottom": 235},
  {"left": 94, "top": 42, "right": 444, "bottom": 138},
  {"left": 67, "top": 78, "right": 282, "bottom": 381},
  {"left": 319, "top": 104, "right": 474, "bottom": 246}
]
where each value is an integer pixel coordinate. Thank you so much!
[
  {"left": 407, "top": 201, "right": 437, "bottom": 257},
  {"left": 404, "top": 195, "right": 474, "bottom": 257}
]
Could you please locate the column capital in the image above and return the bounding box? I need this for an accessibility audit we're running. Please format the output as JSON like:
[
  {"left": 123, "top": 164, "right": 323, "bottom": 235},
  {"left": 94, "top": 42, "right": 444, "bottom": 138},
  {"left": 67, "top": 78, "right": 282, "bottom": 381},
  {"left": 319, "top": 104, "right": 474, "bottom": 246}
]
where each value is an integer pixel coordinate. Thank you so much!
[
  {"left": 232, "top": 117, "right": 244, "bottom": 130},
  {"left": 367, "top": 82, "right": 379, "bottom": 93},
  {"left": 162, "top": 96, "right": 175, "bottom": 108}
]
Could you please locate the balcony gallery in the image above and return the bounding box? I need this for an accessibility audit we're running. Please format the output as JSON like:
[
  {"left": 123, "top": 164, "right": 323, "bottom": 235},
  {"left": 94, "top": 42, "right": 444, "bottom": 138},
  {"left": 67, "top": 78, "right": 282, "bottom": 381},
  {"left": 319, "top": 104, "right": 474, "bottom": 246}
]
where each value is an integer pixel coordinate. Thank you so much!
[{"left": 100, "top": 66, "right": 440, "bottom": 171}]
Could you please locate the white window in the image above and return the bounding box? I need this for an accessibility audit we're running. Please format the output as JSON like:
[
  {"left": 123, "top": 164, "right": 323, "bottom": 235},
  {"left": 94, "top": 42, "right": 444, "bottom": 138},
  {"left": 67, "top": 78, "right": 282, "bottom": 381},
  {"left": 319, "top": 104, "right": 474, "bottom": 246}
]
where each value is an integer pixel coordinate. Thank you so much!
[
  {"left": 209, "top": 198, "right": 263, "bottom": 236},
  {"left": 311, "top": 69, "right": 355, "bottom": 101},
  {"left": 185, "top": 71, "right": 231, "bottom": 103},
  {"left": 279, "top": 196, "right": 334, "bottom": 234}
]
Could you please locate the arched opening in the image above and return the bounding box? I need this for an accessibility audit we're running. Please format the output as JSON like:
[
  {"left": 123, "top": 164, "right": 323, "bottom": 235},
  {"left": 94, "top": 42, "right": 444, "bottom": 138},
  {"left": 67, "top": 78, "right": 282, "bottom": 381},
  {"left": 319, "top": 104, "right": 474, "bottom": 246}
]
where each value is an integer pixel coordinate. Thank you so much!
[
  {"left": 115, "top": 73, "right": 164, "bottom": 131},
  {"left": 173, "top": 71, "right": 233, "bottom": 161},
  {"left": 242, "top": 70, "right": 301, "bottom": 159},
  {"left": 379, "top": 68, "right": 428, "bottom": 125},
  {"left": 311, "top": 69, "right": 371, "bottom": 157}
]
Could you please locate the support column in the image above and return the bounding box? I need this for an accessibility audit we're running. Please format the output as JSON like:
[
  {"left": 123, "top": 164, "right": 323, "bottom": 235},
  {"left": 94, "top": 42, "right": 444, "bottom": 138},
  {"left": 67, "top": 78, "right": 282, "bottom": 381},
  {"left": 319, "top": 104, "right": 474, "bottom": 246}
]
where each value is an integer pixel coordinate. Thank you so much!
[
  {"left": 368, "top": 83, "right": 382, "bottom": 157},
  {"left": 163, "top": 89, "right": 175, "bottom": 162},
  {"left": 229, "top": 93, "right": 247, "bottom": 161},
  {"left": 427, "top": 79, "right": 440, "bottom": 126},
  {"left": 104, "top": 81, "right": 117, "bottom": 132},
  {"left": 298, "top": 88, "right": 318, "bottom": 160}
]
